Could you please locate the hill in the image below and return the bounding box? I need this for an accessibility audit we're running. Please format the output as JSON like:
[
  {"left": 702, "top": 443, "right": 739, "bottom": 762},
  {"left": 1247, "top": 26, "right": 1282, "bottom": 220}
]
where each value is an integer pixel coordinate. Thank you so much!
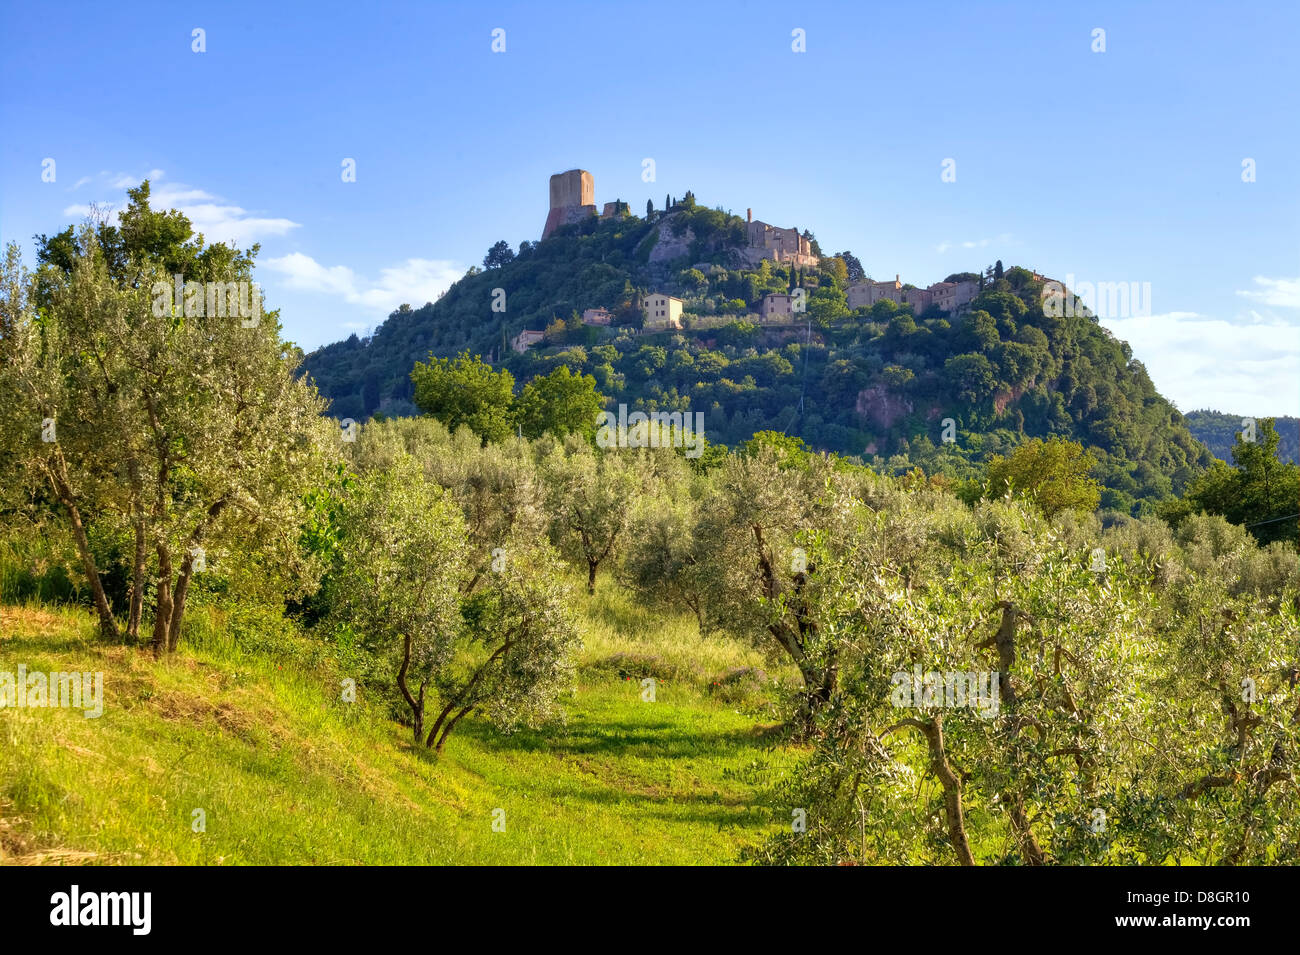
[
  {"left": 302, "top": 203, "right": 1212, "bottom": 514},
  {"left": 1185, "top": 409, "right": 1299, "bottom": 464}
]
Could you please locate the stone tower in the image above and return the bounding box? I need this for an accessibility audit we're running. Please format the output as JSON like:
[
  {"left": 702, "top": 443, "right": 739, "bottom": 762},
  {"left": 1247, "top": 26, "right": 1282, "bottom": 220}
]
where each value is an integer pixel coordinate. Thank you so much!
[{"left": 542, "top": 169, "right": 596, "bottom": 239}]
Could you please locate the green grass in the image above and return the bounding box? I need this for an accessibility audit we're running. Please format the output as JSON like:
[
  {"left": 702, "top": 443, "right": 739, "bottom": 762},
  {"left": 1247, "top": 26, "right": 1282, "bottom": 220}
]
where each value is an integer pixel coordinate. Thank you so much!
[{"left": 0, "top": 587, "right": 801, "bottom": 865}]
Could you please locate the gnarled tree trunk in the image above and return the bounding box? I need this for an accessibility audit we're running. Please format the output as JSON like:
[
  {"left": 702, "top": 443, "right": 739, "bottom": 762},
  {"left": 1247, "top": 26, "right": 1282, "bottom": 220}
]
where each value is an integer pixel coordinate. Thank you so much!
[
  {"left": 47, "top": 461, "right": 117, "bottom": 641},
  {"left": 892, "top": 715, "right": 976, "bottom": 865},
  {"left": 127, "top": 518, "right": 147, "bottom": 641},
  {"left": 151, "top": 543, "right": 173, "bottom": 655},
  {"left": 753, "top": 522, "right": 833, "bottom": 734}
]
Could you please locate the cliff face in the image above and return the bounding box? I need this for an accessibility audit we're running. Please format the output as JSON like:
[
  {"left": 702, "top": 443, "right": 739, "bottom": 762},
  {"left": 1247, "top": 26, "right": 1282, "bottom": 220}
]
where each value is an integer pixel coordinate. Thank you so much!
[
  {"left": 856, "top": 385, "right": 912, "bottom": 429},
  {"left": 648, "top": 222, "right": 695, "bottom": 264},
  {"left": 993, "top": 386, "right": 1028, "bottom": 415},
  {"left": 646, "top": 210, "right": 759, "bottom": 270}
]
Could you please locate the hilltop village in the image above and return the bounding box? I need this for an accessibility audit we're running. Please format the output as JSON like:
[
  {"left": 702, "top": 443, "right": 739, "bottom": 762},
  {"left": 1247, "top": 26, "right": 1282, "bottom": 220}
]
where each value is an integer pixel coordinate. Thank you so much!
[{"left": 512, "top": 168, "right": 995, "bottom": 353}]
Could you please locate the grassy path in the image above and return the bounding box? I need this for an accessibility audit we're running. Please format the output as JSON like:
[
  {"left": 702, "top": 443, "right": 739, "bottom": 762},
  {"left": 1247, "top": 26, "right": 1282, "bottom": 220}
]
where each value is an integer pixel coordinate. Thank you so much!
[{"left": 1, "top": 602, "right": 797, "bottom": 865}]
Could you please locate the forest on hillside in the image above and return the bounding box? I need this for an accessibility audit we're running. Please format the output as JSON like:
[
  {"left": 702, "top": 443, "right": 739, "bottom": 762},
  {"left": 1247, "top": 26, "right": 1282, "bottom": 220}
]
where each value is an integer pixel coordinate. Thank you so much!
[
  {"left": 303, "top": 205, "right": 1212, "bottom": 515},
  {"left": 1186, "top": 409, "right": 1300, "bottom": 464}
]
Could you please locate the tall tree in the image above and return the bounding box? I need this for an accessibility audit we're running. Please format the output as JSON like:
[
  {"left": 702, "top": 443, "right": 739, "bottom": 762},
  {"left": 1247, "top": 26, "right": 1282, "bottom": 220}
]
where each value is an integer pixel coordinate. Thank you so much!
[
  {"left": 483, "top": 240, "right": 515, "bottom": 269},
  {"left": 410, "top": 351, "right": 515, "bottom": 444},
  {"left": 984, "top": 438, "right": 1101, "bottom": 518},
  {"left": 1, "top": 187, "right": 336, "bottom": 649},
  {"left": 1166, "top": 418, "right": 1300, "bottom": 545},
  {"left": 513, "top": 365, "right": 606, "bottom": 442},
  {"left": 835, "top": 251, "right": 865, "bottom": 284}
]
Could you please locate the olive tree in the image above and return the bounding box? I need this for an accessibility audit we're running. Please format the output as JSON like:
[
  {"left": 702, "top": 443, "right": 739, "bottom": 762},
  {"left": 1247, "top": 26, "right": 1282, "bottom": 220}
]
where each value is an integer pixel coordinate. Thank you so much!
[
  {"left": 329, "top": 456, "right": 467, "bottom": 743},
  {"left": 1127, "top": 575, "right": 1300, "bottom": 864},
  {"left": 0, "top": 223, "right": 335, "bottom": 650},
  {"left": 427, "top": 541, "right": 580, "bottom": 752},
  {"left": 749, "top": 496, "right": 1153, "bottom": 865},
  {"left": 353, "top": 416, "right": 547, "bottom": 595},
  {"left": 0, "top": 242, "right": 121, "bottom": 637},
  {"left": 694, "top": 448, "right": 851, "bottom": 731},
  {"left": 539, "top": 438, "right": 638, "bottom": 594},
  {"left": 624, "top": 487, "right": 718, "bottom": 634},
  {"left": 333, "top": 445, "right": 582, "bottom": 752}
]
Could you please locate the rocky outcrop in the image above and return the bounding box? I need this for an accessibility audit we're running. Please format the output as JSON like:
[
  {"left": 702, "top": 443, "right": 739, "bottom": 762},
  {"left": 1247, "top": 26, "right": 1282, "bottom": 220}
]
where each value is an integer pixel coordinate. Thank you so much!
[
  {"left": 992, "top": 385, "right": 1028, "bottom": 415},
  {"left": 648, "top": 219, "right": 695, "bottom": 264},
  {"left": 856, "top": 384, "right": 912, "bottom": 429}
]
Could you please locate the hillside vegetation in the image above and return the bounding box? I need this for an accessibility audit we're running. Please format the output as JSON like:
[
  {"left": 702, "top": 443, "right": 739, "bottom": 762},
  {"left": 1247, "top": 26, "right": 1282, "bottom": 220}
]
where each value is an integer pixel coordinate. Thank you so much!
[
  {"left": 1186, "top": 409, "right": 1300, "bottom": 465},
  {"left": 303, "top": 203, "right": 1211, "bottom": 514}
]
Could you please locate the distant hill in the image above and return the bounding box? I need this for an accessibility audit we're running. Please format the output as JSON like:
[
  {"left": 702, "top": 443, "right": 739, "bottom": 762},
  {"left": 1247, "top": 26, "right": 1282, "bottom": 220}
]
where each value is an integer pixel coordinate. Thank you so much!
[
  {"left": 1185, "top": 410, "right": 1299, "bottom": 464},
  {"left": 301, "top": 202, "right": 1213, "bottom": 514}
]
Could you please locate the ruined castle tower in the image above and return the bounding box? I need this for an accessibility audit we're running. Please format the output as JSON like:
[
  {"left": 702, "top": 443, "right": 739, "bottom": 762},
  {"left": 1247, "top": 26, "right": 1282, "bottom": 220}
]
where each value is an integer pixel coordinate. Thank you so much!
[{"left": 542, "top": 169, "right": 596, "bottom": 239}]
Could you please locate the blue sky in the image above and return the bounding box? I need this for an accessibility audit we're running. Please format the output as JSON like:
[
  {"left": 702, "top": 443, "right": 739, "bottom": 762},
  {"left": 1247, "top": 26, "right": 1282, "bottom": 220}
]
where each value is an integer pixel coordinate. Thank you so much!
[{"left": 2, "top": 0, "right": 1297, "bottom": 415}]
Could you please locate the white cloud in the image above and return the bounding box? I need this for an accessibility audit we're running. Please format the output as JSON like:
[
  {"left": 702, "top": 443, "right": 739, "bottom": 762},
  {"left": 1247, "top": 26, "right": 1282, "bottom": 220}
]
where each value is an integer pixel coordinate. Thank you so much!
[
  {"left": 935, "top": 233, "right": 1012, "bottom": 254},
  {"left": 262, "top": 252, "right": 356, "bottom": 297},
  {"left": 1237, "top": 275, "right": 1300, "bottom": 309},
  {"left": 262, "top": 252, "right": 464, "bottom": 313},
  {"left": 105, "top": 168, "right": 164, "bottom": 189},
  {"left": 61, "top": 170, "right": 299, "bottom": 246},
  {"left": 1101, "top": 310, "right": 1300, "bottom": 416}
]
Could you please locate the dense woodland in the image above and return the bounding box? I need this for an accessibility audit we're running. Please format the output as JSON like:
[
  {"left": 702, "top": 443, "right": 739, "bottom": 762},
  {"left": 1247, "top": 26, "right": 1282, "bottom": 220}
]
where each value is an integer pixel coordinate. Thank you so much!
[
  {"left": 1186, "top": 409, "right": 1299, "bottom": 465},
  {"left": 4, "top": 185, "right": 1299, "bottom": 865}
]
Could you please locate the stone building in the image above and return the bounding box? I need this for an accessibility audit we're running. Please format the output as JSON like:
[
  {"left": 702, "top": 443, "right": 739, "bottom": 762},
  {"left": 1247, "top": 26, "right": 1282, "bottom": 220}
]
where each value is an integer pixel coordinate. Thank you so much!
[
  {"left": 643, "top": 293, "right": 683, "bottom": 330},
  {"left": 542, "top": 169, "right": 597, "bottom": 239},
  {"left": 926, "top": 279, "right": 979, "bottom": 312},
  {"left": 847, "top": 275, "right": 979, "bottom": 314},
  {"left": 903, "top": 287, "right": 933, "bottom": 314},
  {"left": 847, "top": 275, "right": 905, "bottom": 310},
  {"left": 511, "top": 329, "right": 545, "bottom": 353},
  {"left": 739, "top": 209, "right": 819, "bottom": 269},
  {"left": 760, "top": 292, "right": 794, "bottom": 321},
  {"left": 582, "top": 307, "right": 612, "bottom": 326}
]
